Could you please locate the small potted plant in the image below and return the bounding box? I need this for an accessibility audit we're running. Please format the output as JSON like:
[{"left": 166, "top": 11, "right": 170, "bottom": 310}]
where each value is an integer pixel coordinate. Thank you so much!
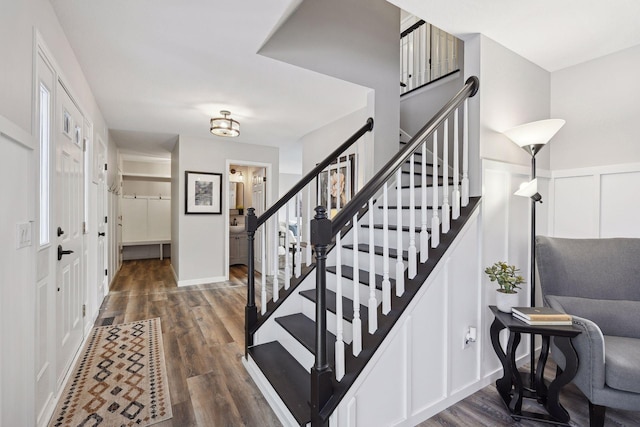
[{"left": 485, "top": 261, "right": 525, "bottom": 313}]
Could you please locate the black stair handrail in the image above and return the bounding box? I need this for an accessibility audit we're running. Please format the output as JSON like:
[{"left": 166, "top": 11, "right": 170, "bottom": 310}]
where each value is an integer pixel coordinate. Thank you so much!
[
  {"left": 243, "top": 117, "right": 373, "bottom": 357},
  {"left": 330, "top": 76, "right": 479, "bottom": 236},
  {"left": 252, "top": 118, "right": 374, "bottom": 231}
]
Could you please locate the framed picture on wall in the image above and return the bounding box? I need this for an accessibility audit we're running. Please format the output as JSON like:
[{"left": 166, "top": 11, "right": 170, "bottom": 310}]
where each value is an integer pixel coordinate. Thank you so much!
[
  {"left": 185, "top": 171, "right": 222, "bottom": 214},
  {"left": 317, "top": 154, "right": 356, "bottom": 216}
]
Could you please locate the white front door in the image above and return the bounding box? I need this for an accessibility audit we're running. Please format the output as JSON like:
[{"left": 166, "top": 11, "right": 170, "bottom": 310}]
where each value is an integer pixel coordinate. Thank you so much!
[{"left": 55, "top": 82, "right": 85, "bottom": 386}]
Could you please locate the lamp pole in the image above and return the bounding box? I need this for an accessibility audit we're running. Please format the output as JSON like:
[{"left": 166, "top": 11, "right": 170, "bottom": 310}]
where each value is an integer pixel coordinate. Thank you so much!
[
  {"left": 529, "top": 154, "right": 537, "bottom": 389},
  {"left": 503, "top": 118, "right": 565, "bottom": 390}
]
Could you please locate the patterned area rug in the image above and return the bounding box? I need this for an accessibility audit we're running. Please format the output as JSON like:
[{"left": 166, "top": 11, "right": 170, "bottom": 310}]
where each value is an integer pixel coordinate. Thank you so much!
[{"left": 49, "top": 318, "right": 172, "bottom": 427}]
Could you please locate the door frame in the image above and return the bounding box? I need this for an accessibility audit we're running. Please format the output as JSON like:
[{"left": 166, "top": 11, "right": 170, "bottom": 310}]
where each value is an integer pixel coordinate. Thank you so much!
[{"left": 224, "top": 159, "right": 272, "bottom": 280}]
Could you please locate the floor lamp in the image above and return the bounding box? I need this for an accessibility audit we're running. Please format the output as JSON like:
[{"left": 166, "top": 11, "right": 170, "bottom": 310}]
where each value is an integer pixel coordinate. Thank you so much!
[{"left": 503, "top": 119, "right": 565, "bottom": 388}]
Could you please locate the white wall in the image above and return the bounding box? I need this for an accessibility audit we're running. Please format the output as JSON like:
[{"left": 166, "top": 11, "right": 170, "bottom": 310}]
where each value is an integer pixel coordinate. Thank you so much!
[
  {"left": 301, "top": 108, "right": 368, "bottom": 178},
  {"left": 173, "top": 136, "right": 279, "bottom": 285},
  {"left": 259, "top": 0, "right": 399, "bottom": 175},
  {"left": 477, "top": 35, "right": 552, "bottom": 169},
  {"left": 551, "top": 44, "right": 640, "bottom": 170},
  {"left": 399, "top": 71, "right": 464, "bottom": 139},
  {"left": 1, "top": 1, "right": 111, "bottom": 425},
  {"left": 550, "top": 163, "right": 640, "bottom": 238}
]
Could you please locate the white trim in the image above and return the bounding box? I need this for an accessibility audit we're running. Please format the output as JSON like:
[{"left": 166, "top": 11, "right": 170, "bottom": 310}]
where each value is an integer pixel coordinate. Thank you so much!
[
  {"left": 551, "top": 162, "right": 640, "bottom": 178},
  {"left": 224, "top": 159, "right": 273, "bottom": 280},
  {"left": 177, "top": 275, "right": 227, "bottom": 287},
  {"left": 0, "top": 114, "right": 34, "bottom": 150}
]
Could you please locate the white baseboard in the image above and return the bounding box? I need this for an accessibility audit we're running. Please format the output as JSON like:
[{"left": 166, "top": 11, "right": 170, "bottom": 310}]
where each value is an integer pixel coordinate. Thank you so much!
[{"left": 177, "top": 275, "right": 226, "bottom": 287}]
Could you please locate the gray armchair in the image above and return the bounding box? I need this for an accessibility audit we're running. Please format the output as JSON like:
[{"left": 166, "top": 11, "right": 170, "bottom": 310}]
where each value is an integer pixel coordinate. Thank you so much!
[{"left": 535, "top": 236, "right": 640, "bottom": 427}]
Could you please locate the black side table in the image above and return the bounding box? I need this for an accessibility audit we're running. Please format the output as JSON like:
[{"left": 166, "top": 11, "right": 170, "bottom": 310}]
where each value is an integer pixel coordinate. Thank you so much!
[{"left": 489, "top": 306, "right": 581, "bottom": 425}]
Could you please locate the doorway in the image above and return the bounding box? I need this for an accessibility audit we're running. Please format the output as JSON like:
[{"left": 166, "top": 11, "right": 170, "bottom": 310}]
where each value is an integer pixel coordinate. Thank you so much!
[
  {"left": 227, "top": 162, "right": 268, "bottom": 278},
  {"left": 55, "top": 81, "right": 85, "bottom": 388}
]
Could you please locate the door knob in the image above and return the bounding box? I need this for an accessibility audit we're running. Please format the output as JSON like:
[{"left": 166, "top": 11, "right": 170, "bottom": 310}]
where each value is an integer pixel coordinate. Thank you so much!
[
  {"left": 57, "top": 227, "right": 64, "bottom": 236},
  {"left": 57, "top": 245, "right": 74, "bottom": 261},
  {"left": 98, "top": 232, "right": 105, "bottom": 237}
]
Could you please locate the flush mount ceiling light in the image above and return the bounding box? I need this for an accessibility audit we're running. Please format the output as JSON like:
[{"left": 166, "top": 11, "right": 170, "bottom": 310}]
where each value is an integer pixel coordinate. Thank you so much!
[{"left": 210, "top": 110, "right": 240, "bottom": 137}]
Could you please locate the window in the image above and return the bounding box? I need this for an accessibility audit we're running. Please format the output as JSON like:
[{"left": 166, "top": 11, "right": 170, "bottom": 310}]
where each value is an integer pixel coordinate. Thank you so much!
[{"left": 39, "top": 83, "right": 51, "bottom": 246}]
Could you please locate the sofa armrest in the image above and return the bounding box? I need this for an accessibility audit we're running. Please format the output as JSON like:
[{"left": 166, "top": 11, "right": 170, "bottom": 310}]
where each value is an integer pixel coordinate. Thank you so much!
[
  {"left": 547, "top": 295, "right": 640, "bottom": 339},
  {"left": 548, "top": 296, "right": 606, "bottom": 396}
]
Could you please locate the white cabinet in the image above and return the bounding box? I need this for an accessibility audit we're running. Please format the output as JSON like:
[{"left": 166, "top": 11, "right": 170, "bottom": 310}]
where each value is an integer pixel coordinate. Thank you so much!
[{"left": 229, "top": 233, "right": 248, "bottom": 265}]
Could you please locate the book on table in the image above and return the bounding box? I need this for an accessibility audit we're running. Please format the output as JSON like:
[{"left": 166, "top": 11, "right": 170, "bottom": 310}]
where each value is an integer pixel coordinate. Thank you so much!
[{"left": 511, "top": 306, "right": 572, "bottom": 325}]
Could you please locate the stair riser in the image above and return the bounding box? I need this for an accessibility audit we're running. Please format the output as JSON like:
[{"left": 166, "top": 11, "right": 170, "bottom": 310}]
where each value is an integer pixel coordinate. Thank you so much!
[
  {"left": 357, "top": 226, "right": 420, "bottom": 251},
  {"left": 387, "top": 185, "right": 447, "bottom": 206},
  {"left": 325, "top": 273, "right": 383, "bottom": 307},
  {"left": 340, "top": 247, "right": 409, "bottom": 277},
  {"left": 300, "top": 299, "right": 354, "bottom": 344},
  {"left": 401, "top": 173, "right": 457, "bottom": 187},
  {"left": 373, "top": 206, "right": 444, "bottom": 225},
  {"left": 273, "top": 322, "right": 315, "bottom": 372}
]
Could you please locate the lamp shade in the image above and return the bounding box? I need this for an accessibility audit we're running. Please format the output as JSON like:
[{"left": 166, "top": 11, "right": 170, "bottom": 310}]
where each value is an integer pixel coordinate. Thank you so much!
[
  {"left": 503, "top": 119, "right": 565, "bottom": 156},
  {"left": 210, "top": 110, "right": 240, "bottom": 137}
]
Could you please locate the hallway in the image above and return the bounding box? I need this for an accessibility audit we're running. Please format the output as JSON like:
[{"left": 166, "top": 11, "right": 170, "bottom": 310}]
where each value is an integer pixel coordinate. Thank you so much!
[{"left": 95, "top": 259, "right": 280, "bottom": 426}]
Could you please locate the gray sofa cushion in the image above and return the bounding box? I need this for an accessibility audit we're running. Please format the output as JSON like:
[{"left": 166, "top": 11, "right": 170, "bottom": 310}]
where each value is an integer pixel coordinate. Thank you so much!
[
  {"left": 604, "top": 336, "right": 640, "bottom": 393},
  {"left": 547, "top": 295, "right": 640, "bottom": 339}
]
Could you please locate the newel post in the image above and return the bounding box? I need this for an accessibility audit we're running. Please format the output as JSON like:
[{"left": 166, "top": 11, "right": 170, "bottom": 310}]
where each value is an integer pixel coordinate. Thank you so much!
[
  {"left": 310, "top": 206, "right": 333, "bottom": 427},
  {"left": 245, "top": 207, "right": 258, "bottom": 357}
]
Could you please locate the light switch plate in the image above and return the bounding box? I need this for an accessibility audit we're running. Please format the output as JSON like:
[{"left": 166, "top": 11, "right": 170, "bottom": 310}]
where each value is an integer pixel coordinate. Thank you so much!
[{"left": 16, "top": 222, "right": 31, "bottom": 249}]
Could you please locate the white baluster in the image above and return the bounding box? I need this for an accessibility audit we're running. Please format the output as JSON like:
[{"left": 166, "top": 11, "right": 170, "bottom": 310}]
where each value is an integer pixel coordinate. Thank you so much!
[
  {"left": 452, "top": 108, "right": 461, "bottom": 219},
  {"left": 335, "top": 231, "right": 345, "bottom": 380},
  {"left": 420, "top": 141, "right": 429, "bottom": 263},
  {"left": 295, "top": 193, "right": 302, "bottom": 278},
  {"left": 442, "top": 119, "right": 450, "bottom": 234},
  {"left": 352, "top": 213, "right": 362, "bottom": 356},
  {"left": 273, "top": 214, "right": 279, "bottom": 302},
  {"left": 382, "top": 183, "right": 391, "bottom": 314},
  {"left": 306, "top": 186, "right": 312, "bottom": 265},
  {"left": 462, "top": 98, "right": 470, "bottom": 207},
  {"left": 431, "top": 130, "right": 441, "bottom": 248},
  {"left": 261, "top": 223, "right": 267, "bottom": 314},
  {"left": 408, "top": 154, "right": 417, "bottom": 279},
  {"left": 395, "top": 169, "right": 405, "bottom": 297},
  {"left": 368, "top": 198, "right": 378, "bottom": 333},
  {"left": 284, "top": 202, "right": 291, "bottom": 289}
]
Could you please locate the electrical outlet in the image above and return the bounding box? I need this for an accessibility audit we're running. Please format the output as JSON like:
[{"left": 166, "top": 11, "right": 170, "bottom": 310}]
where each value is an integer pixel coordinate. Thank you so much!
[
  {"left": 16, "top": 222, "right": 32, "bottom": 249},
  {"left": 463, "top": 326, "right": 477, "bottom": 349}
]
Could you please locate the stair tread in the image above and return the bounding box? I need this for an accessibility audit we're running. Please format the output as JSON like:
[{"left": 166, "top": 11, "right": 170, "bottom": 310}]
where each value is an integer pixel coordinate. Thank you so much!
[
  {"left": 299, "top": 288, "right": 369, "bottom": 322},
  {"left": 342, "top": 243, "right": 410, "bottom": 260},
  {"left": 248, "top": 341, "right": 310, "bottom": 425},
  {"left": 275, "top": 314, "right": 336, "bottom": 364},
  {"left": 361, "top": 223, "right": 430, "bottom": 232},
  {"left": 327, "top": 265, "right": 395, "bottom": 290}
]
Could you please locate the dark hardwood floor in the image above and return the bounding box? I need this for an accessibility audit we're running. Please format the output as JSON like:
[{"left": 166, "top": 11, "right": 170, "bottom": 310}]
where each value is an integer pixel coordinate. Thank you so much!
[
  {"left": 98, "top": 259, "right": 639, "bottom": 427},
  {"left": 96, "top": 259, "right": 280, "bottom": 427}
]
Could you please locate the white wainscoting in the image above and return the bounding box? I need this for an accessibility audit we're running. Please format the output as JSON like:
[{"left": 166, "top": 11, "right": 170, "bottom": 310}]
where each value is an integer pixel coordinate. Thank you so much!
[
  {"left": 480, "top": 159, "right": 551, "bottom": 379},
  {"left": 332, "top": 209, "right": 485, "bottom": 426},
  {"left": 550, "top": 163, "right": 640, "bottom": 238}
]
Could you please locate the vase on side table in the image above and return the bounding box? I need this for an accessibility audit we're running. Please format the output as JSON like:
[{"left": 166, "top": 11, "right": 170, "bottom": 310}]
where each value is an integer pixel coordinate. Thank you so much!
[{"left": 496, "top": 291, "right": 519, "bottom": 313}]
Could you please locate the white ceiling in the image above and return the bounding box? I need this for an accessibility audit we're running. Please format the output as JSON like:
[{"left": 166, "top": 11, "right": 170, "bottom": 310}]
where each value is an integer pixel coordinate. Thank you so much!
[
  {"left": 50, "top": 0, "right": 369, "bottom": 169},
  {"left": 51, "top": 0, "right": 640, "bottom": 169},
  {"left": 390, "top": 0, "right": 640, "bottom": 72}
]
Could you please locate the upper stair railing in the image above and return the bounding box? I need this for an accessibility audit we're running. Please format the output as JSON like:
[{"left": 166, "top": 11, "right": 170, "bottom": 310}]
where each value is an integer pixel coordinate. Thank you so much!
[
  {"left": 401, "top": 19, "right": 460, "bottom": 95},
  {"left": 244, "top": 118, "right": 374, "bottom": 352},
  {"left": 310, "top": 76, "right": 479, "bottom": 425}
]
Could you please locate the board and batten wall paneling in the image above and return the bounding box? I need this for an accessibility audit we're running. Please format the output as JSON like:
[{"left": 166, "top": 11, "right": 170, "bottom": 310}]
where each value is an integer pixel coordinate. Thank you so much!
[
  {"left": 333, "top": 210, "right": 486, "bottom": 426},
  {"left": 481, "top": 159, "right": 551, "bottom": 379},
  {"left": 550, "top": 164, "right": 640, "bottom": 238}
]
